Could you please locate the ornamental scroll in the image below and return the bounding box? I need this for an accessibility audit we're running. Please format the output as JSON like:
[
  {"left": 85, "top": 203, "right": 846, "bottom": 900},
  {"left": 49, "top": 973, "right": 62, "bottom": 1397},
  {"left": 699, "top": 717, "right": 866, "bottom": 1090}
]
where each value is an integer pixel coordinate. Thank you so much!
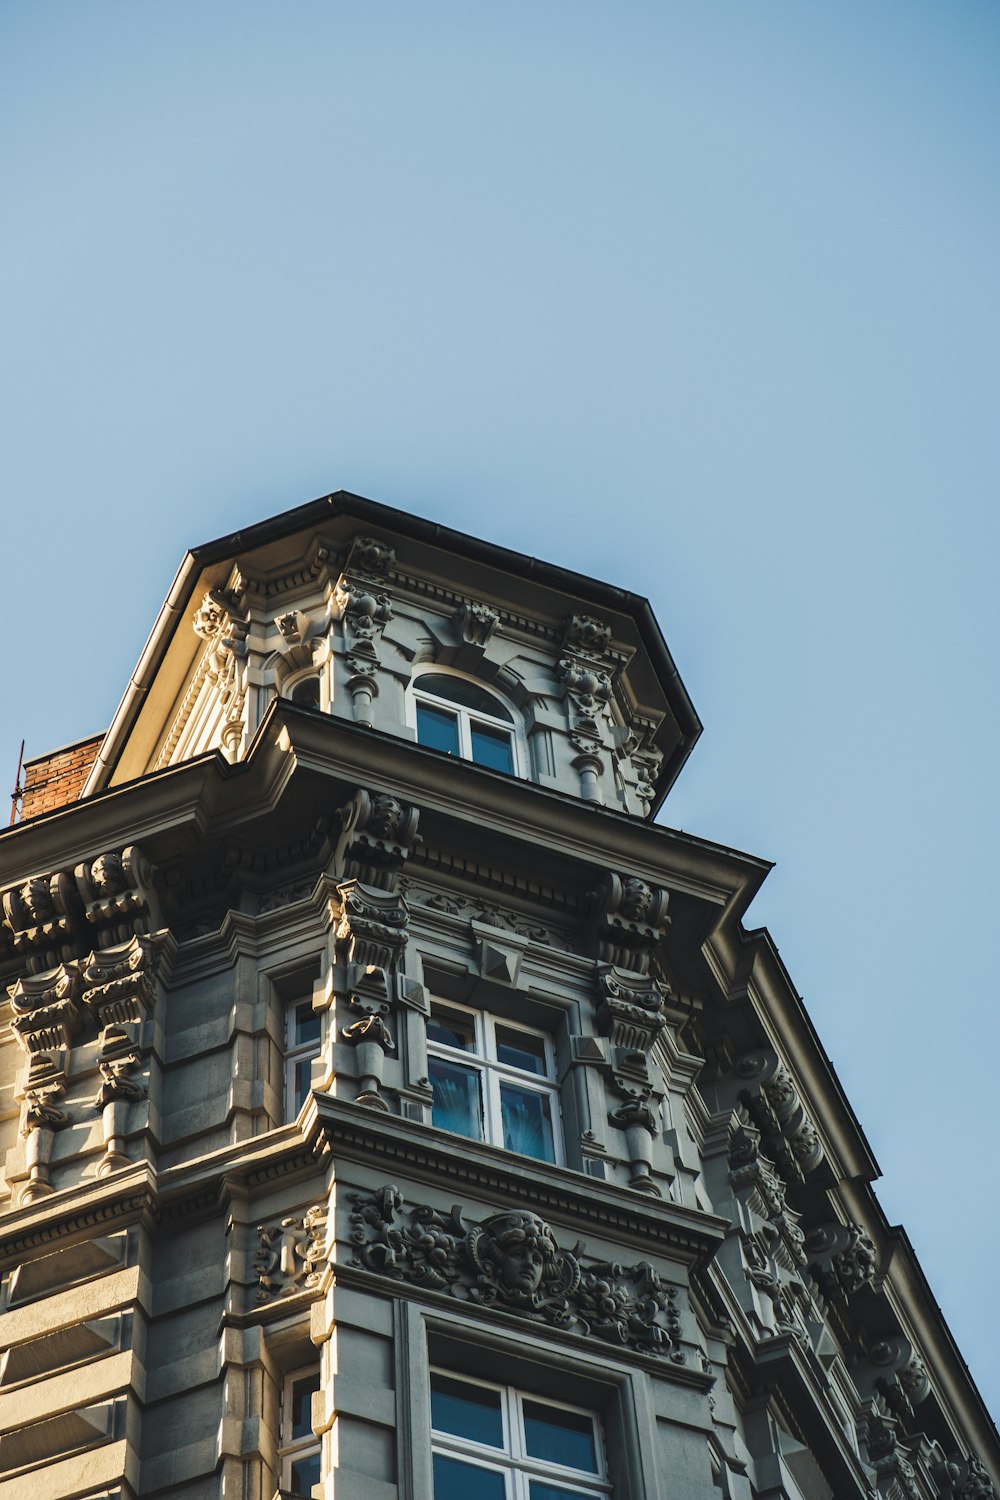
[{"left": 349, "top": 1187, "right": 684, "bottom": 1360}]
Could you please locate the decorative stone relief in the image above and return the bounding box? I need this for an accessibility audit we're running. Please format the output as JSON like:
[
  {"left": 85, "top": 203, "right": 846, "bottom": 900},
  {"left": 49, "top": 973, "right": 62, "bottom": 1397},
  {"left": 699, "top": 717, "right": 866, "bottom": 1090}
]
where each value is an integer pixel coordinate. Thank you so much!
[
  {"left": 559, "top": 613, "right": 616, "bottom": 801},
  {"left": 337, "top": 787, "right": 420, "bottom": 891},
  {"left": 855, "top": 1334, "right": 930, "bottom": 1419},
  {"left": 728, "top": 1122, "right": 807, "bottom": 1274},
  {"left": 8, "top": 934, "right": 157, "bottom": 1054},
  {"left": 863, "top": 1409, "right": 921, "bottom": 1500},
  {"left": 74, "top": 846, "right": 160, "bottom": 944},
  {"left": 336, "top": 880, "right": 409, "bottom": 1111},
  {"left": 932, "top": 1454, "right": 997, "bottom": 1500},
  {"left": 804, "top": 1221, "right": 877, "bottom": 1301},
  {"left": 740, "top": 1228, "right": 807, "bottom": 1343},
  {"left": 454, "top": 600, "right": 500, "bottom": 649},
  {"left": 563, "top": 614, "right": 612, "bottom": 656},
  {"left": 596, "top": 966, "right": 667, "bottom": 1051},
  {"left": 255, "top": 1204, "right": 328, "bottom": 1301},
  {"left": 2, "top": 846, "right": 160, "bottom": 976},
  {"left": 16, "top": 1053, "right": 70, "bottom": 1205},
  {"left": 590, "top": 872, "right": 670, "bottom": 976},
  {"left": 411, "top": 886, "right": 566, "bottom": 949},
  {"left": 94, "top": 1025, "right": 146, "bottom": 1177},
  {"left": 334, "top": 536, "right": 396, "bottom": 726},
  {"left": 735, "top": 1049, "right": 824, "bottom": 1180},
  {"left": 349, "top": 1187, "right": 685, "bottom": 1359},
  {"left": 2, "top": 873, "right": 80, "bottom": 975},
  {"left": 192, "top": 588, "right": 250, "bottom": 755}
]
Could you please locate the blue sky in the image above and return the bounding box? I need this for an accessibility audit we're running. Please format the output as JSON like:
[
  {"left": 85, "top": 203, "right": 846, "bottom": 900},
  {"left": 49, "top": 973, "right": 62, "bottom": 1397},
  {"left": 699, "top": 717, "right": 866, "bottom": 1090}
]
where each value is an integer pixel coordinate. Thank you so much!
[{"left": 3, "top": 1, "right": 999, "bottom": 1419}]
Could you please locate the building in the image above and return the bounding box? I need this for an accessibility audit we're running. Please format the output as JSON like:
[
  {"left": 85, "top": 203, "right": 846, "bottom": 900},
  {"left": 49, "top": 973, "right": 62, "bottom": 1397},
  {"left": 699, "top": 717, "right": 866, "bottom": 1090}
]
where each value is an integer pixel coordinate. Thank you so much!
[{"left": 0, "top": 489, "right": 995, "bottom": 1500}]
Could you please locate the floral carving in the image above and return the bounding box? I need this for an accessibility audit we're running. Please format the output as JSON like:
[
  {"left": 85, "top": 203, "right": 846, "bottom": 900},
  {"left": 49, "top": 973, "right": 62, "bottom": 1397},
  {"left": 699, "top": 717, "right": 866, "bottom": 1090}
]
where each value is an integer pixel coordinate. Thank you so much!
[
  {"left": 805, "top": 1221, "right": 877, "bottom": 1300},
  {"left": 349, "top": 1188, "right": 684, "bottom": 1359}
]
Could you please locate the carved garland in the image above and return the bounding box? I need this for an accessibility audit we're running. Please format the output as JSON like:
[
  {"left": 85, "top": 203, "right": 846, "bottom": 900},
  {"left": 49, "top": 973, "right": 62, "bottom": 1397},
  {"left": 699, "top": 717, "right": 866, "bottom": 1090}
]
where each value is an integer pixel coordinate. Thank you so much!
[{"left": 349, "top": 1187, "right": 685, "bottom": 1361}]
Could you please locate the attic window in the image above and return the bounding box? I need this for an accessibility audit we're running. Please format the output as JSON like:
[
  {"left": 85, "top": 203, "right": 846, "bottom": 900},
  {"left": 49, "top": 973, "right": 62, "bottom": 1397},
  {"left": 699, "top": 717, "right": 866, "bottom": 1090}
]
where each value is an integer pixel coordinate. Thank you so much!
[{"left": 412, "top": 672, "right": 517, "bottom": 775}]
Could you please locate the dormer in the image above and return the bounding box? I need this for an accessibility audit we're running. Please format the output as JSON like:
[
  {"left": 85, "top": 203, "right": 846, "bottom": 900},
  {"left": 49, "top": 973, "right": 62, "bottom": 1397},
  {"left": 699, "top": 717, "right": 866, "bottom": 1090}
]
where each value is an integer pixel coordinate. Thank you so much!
[{"left": 82, "top": 491, "right": 701, "bottom": 816}]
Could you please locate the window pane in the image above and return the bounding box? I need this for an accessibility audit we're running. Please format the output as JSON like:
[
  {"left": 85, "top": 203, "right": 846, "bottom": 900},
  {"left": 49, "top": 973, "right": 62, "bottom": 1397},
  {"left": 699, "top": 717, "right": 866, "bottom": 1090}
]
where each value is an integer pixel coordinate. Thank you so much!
[
  {"left": 523, "top": 1402, "right": 598, "bottom": 1473},
  {"left": 496, "top": 1026, "right": 548, "bottom": 1076},
  {"left": 433, "top": 1454, "right": 506, "bottom": 1500},
  {"left": 500, "top": 1083, "right": 555, "bottom": 1162},
  {"left": 289, "top": 1451, "right": 321, "bottom": 1495},
  {"left": 294, "top": 1057, "right": 313, "bottom": 1112},
  {"left": 291, "top": 677, "right": 321, "bottom": 708},
  {"left": 293, "top": 1001, "right": 320, "bottom": 1046},
  {"left": 470, "top": 723, "right": 515, "bottom": 773},
  {"left": 428, "top": 1006, "right": 476, "bottom": 1052},
  {"left": 417, "top": 704, "right": 461, "bottom": 755},
  {"left": 291, "top": 1374, "right": 320, "bottom": 1440},
  {"left": 430, "top": 1057, "right": 483, "bottom": 1140},
  {"left": 417, "top": 674, "right": 513, "bottom": 721},
  {"left": 430, "top": 1374, "right": 503, "bottom": 1447},
  {"left": 529, "top": 1483, "right": 596, "bottom": 1500}
]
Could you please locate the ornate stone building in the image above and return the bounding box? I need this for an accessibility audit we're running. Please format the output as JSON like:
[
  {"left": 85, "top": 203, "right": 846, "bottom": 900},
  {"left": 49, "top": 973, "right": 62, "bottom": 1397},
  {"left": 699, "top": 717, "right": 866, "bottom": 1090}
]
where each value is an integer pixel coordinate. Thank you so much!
[{"left": 0, "top": 490, "right": 995, "bottom": 1500}]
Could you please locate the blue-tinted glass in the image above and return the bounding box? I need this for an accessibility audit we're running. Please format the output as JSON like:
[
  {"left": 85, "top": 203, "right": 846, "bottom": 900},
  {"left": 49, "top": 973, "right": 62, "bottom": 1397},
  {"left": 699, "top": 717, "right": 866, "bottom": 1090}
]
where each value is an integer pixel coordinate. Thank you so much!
[
  {"left": 523, "top": 1402, "right": 597, "bottom": 1472},
  {"left": 430, "top": 1374, "right": 503, "bottom": 1446},
  {"left": 433, "top": 1454, "right": 506, "bottom": 1500},
  {"left": 294, "top": 1057, "right": 313, "bottom": 1112},
  {"left": 430, "top": 1057, "right": 483, "bottom": 1139},
  {"left": 417, "top": 675, "right": 513, "bottom": 721},
  {"left": 529, "top": 1483, "right": 595, "bottom": 1500},
  {"left": 294, "top": 1001, "right": 320, "bottom": 1046},
  {"left": 428, "top": 1008, "right": 476, "bottom": 1051},
  {"left": 496, "top": 1026, "right": 547, "bottom": 1075},
  {"left": 290, "top": 1450, "right": 321, "bottom": 1494},
  {"left": 417, "top": 704, "right": 460, "bottom": 755},
  {"left": 291, "top": 1374, "right": 319, "bottom": 1439},
  {"left": 500, "top": 1083, "right": 555, "bottom": 1162},
  {"left": 470, "top": 723, "right": 514, "bottom": 773}
]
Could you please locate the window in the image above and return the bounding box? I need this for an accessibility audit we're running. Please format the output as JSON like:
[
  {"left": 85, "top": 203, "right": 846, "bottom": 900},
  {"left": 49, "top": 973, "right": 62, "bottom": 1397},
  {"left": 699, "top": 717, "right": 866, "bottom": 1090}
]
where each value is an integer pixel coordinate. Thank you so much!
[
  {"left": 290, "top": 675, "right": 321, "bottom": 709},
  {"left": 427, "top": 1001, "right": 560, "bottom": 1164},
  {"left": 413, "top": 672, "right": 518, "bottom": 775},
  {"left": 279, "top": 1368, "right": 321, "bottom": 1497},
  {"left": 286, "top": 996, "right": 321, "bottom": 1117},
  {"left": 430, "top": 1371, "right": 608, "bottom": 1500}
]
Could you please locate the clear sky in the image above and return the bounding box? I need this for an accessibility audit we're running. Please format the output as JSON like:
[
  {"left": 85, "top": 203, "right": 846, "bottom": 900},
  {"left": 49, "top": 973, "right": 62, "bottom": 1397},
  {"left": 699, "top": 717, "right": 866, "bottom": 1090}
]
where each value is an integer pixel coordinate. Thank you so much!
[{"left": 3, "top": 0, "right": 999, "bottom": 1420}]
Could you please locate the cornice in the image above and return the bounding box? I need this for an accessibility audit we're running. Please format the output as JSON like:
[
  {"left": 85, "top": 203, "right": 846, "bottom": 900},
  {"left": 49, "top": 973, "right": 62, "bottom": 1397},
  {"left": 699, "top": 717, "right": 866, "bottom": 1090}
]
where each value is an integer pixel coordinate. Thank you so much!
[{"left": 313, "top": 1093, "right": 727, "bottom": 1272}]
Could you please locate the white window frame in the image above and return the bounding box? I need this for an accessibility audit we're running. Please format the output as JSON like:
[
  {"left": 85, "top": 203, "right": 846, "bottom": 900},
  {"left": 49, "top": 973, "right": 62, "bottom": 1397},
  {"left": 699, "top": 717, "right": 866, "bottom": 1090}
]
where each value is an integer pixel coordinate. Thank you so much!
[
  {"left": 426, "top": 999, "right": 563, "bottom": 1165},
  {"left": 429, "top": 1369, "right": 611, "bottom": 1500},
  {"left": 279, "top": 1365, "right": 321, "bottom": 1496},
  {"left": 409, "top": 667, "right": 525, "bottom": 776},
  {"left": 285, "top": 666, "right": 328, "bottom": 712},
  {"left": 285, "top": 995, "right": 322, "bottom": 1120}
]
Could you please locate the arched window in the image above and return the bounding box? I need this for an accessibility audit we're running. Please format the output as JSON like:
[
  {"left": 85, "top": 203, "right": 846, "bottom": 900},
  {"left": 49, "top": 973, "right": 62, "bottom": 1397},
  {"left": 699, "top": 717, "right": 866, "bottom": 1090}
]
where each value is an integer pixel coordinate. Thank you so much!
[
  {"left": 290, "top": 676, "right": 321, "bottom": 709},
  {"left": 411, "top": 671, "right": 518, "bottom": 775}
]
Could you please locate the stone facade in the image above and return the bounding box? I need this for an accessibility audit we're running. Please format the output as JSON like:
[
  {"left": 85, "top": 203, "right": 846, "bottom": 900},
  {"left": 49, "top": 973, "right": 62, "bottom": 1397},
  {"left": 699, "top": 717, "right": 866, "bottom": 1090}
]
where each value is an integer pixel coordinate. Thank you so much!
[{"left": 0, "top": 490, "right": 995, "bottom": 1499}]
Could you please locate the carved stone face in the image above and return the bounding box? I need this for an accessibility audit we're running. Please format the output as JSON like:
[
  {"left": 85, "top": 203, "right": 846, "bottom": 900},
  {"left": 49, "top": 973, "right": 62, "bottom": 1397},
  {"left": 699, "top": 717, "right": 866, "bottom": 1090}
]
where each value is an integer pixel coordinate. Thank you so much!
[
  {"left": 21, "top": 878, "right": 52, "bottom": 921},
  {"left": 620, "top": 877, "right": 652, "bottom": 921},
  {"left": 480, "top": 1211, "right": 556, "bottom": 1298},
  {"left": 500, "top": 1241, "right": 545, "bottom": 1294},
  {"left": 91, "top": 853, "right": 125, "bottom": 894}
]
